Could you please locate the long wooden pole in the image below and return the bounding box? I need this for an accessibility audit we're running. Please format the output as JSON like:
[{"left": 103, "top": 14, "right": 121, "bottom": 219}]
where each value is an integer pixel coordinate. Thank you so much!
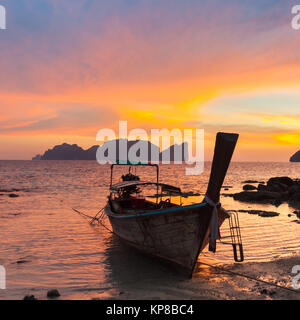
[{"left": 205, "top": 132, "right": 239, "bottom": 203}]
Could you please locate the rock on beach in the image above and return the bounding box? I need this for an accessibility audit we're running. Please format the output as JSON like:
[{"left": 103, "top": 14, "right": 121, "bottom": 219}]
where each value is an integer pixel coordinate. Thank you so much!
[{"left": 233, "top": 176, "right": 300, "bottom": 205}]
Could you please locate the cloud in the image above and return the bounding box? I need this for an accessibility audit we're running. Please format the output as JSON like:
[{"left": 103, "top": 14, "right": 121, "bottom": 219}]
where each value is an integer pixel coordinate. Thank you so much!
[
  {"left": 0, "top": 104, "right": 117, "bottom": 134},
  {"left": 0, "top": 0, "right": 299, "bottom": 94}
]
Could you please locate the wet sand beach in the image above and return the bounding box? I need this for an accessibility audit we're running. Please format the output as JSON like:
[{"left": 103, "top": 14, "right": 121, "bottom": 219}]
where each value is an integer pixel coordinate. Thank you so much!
[
  {"left": 87, "top": 236, "right": 300, "bottom": 301},
  {"left": 108, "top": 255, "right": 300, "bottom": 300}
]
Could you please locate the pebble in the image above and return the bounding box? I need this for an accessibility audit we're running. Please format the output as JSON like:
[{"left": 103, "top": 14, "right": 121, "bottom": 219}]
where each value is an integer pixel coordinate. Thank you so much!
[
  {"left": 259, "top": 289, "right": 276, "bottom": 296},
  {"left": 47, "top": 289, "right": 60, "bottom": 298},
  {"left": 17, "top": 260, "right": 28, "bottom": 264},
  {"left": 9, "top": 193, "right": 19, "bottom": 198}
]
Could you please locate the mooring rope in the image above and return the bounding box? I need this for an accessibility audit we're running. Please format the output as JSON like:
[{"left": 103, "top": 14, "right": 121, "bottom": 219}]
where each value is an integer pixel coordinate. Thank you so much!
[
  {"left": 72, "top": 207, "right": 114, "bottom": 233},
  {"left": 97, "top": 216, "right": 114, "bottom": 234},
  {"left": 198, "top": 261, "right": 300, "bottom": 295},
  {"left": 72, "top": 208, "right": 95, "bottom": 220}
]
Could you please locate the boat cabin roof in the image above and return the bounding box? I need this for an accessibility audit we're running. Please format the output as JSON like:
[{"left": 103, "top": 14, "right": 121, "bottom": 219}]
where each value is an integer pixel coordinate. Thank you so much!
[{"left": 110, "top": 181, "right": 181, "bottom": 194}]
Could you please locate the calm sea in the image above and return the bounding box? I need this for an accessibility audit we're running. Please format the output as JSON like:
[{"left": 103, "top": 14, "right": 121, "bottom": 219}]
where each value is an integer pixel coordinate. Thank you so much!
[{"left": 0, "top": 161, "right": 299, "bottom": 299}]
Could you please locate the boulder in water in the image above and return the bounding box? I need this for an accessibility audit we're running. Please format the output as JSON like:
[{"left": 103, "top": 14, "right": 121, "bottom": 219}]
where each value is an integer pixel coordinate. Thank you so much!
[
  {"left": 289, "top": 185, "right": 300, "bottom": 196},
  {"left": 238, "top": 209, "right": 280, "bottom": 217},
  {"left": 257, "top": 184, "right": 268, "bottom": 191},
  {"left": 9, "top": 193, "right": 19, "bottom": 198},
  {"left": 267, "top": 177, "right": 295, "bottom": 188},
  {"left": 290, "top": 193, "right": 300, "bottom": 202},
  {"left": 233, "top": 191, "right": 282, "bottom": 203},
  {"left": 243, "top": 184, "right": 257, "bottom": 191}
]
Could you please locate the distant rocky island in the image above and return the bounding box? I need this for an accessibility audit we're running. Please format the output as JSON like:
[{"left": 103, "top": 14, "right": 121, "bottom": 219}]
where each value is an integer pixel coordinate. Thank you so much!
[
  {"left": 290, "top": 150, "right": 300, "bottom": 162},
  {"left": 32, "top": 140, "right": 188, "bottom": 162}
]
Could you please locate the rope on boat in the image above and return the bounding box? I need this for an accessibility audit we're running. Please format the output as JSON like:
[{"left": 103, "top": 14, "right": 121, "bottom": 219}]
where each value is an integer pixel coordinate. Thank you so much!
[
  {"left": 198, "top": 261, "right": 300, "bottom": 295},
  {"left": 72, "top": 207, "right": 114, "bottom": 233},
  {"left": 72, "top": 208, "right": 95, "bottom": 220}
]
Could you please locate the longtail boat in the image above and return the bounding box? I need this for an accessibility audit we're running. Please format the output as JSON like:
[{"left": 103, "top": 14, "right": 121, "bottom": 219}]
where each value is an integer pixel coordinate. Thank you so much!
[{"left": 104, "top": 132, "right": 243, "bottom": 277}]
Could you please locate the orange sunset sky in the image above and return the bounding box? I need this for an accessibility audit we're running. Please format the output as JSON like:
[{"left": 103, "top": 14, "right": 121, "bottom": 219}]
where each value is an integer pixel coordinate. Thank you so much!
[{"left": 0, "top": 1, "right": 299, "bottom": 161}]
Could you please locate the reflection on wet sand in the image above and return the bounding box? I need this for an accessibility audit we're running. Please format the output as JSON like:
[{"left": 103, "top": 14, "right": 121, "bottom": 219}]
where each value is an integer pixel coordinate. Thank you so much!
[{"left": 103, "top": 235, "right": 182, "bottom": 284}]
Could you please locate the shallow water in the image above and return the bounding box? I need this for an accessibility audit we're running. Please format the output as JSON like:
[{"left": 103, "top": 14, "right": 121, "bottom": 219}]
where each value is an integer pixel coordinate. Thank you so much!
[{"left": 0, "top": 161, "right": 299, "bottom": 299}]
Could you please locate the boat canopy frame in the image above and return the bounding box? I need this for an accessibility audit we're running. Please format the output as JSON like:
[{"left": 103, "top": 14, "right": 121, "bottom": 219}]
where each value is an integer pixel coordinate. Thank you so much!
[
  {"left": 110, "top": 163, "right": 159, "bottom": 188},
  {"left": 110, "top": 181, "right": 181, "bottom": 194},
  {"left": 109, "top": 163, "right": 183, "bottom": 204}
]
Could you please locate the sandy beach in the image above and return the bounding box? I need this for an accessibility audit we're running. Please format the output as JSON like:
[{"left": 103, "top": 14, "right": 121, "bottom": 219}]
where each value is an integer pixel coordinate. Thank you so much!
[{"left": 105, "top": 254, "right": 300, "bottom": 300}]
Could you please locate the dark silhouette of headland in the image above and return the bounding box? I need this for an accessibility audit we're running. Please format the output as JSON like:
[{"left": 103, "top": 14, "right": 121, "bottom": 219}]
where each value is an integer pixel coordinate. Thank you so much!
[
  {"left": 290, "top": 150, "right": 300, "bottom": 162},
  {"left": 32, "top": 140, "right": 189, "bottom": 162}
]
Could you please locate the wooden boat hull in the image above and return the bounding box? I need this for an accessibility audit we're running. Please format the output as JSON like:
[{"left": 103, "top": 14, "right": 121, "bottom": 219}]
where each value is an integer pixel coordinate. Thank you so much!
[{"left": 104, "top": 203, "right": 229, "bottom": 277}]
